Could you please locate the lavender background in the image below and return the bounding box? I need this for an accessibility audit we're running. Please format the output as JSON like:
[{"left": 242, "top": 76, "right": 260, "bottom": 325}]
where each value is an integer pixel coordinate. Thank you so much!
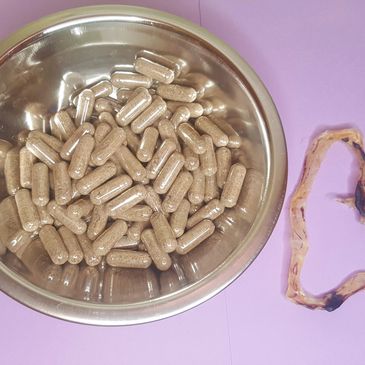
[{"left": 1, "top": 1, "right": 365, "bottom": 364}]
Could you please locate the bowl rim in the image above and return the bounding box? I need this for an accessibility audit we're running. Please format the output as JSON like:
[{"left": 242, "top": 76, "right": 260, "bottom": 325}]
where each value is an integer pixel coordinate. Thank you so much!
[{"left": 0, "top": 5, "right": 287, "bottom": 325}]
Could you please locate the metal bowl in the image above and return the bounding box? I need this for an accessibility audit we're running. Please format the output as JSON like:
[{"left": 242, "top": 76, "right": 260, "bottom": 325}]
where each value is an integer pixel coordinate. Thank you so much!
[{"left": 0, "top": 5, "right": 287, "bottom": 325}]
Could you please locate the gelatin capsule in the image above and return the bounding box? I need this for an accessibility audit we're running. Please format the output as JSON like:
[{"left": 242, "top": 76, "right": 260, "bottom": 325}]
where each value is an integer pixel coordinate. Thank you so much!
[
  {"left": 67, "top": 199, "right": 94, "bottom": 219},
  {"left": 183, "top": 146, "right": 199, "bottom": 171},
  {"left": 91, "top": 127, "right": 126, "bottom": 166},
  {"left": 92, "top": 220, "right": 128, "bottom": 256},
  {"left": 49, "top": 115, "right": 63, "bottom": 141},
  {"left": 87, "top": 205, "right": 108, "bottom": 240},
  {"left": 111, "top": 71, "right": 153, "bottom": 89},
  {"left": 131, "top": 96, "right": 167, "bottom": 134},
  {"left": 98, "top": 111, "right": 118, "bottom": 127},
  {"left": 156, "top": 84, "right": 197, "bottom": 103},
  {"left": 53, "top": 111, "right": 76, "bottom": 140},
  {"left": 164, "top": 55, "right": 189, "bottom": 76},
  {"left": 114, "top": 145, "right": 146, "bottom": 182},
  {"left": 19, "top": 146, "right": 36, "bottom": 188},
  {"left": 94, "top": 97, "right": 120, "bottom": 114},
  {"left": 39, "top": 225, "right": 69, "bottom": 265},
  {"left": 71, "top": 180, "right": 81, "bottom": 200},
  {"left": 128, "top": 221, "right": 149, "bottom": 241},
  {"left": 28, "top": 130, "right": 63, "bottom": 153},
  {"left": 187, "top": 199, "right": 225, "bottom": 228},
  {"left": 37, "top": 205, "right": 54, "bottom": 226},
  {"left": 216, "top": 147, "right": 232, "bottom": 189},
  {"left": 32, "top": 162, "right": 49, "bottom": 207},
  {"left": 77, "top": 233, "right": 102, "bottom": 266},
  {"left": 90, "top": 175, "right": 133, "bottom": 205},
  {"left": 136, "top": 127, "right": 159, "bottom": 162},
  {"left": 141, "top": 229, "right": 172, "bottom": 271},
  {"left": 162, "top": 171, "right": 193, "bottom": 213},
  {"left": 188, "top": 168, "right": 205, "bottom": 205},
  {"left": 76, "top": 161, "right": 117, "bottom": 195},
  {"left": 170, "top": 199, "right": 190, "bottom": 238},
  {"left": 94, "top": 122, "right": 112, "bottom": 143},
  {"left": 189, "top": 203, "right": 203, "bottom": 215},
  {"left": 195, "top": 116, "right": 229, "bottom": 147},
  {"left": 15, "top": 189, "right": 40, "bottom": 232},
  {"left": 58, "top": 226, "right": 83, "bottom": 265},
  {"left": 75, "top": 89, "right": 95, "bottom": 126},
  {"left": 60, "top": 122, "right": 95, "bottom": 161},
  {"left": 116, "top": 88, "right": 152, "bottom": 126},
  {"left": 166, "top": 101, "right": 203, "bottom": 118},
  {"left": 199, "top": 135, "right": 217, "bottom": 176},
  {"left": 210, "top": 116, "right": 241, "bottom": 148},
  {"left": 4, "top": 147, "right": 21, "bottom": 195},
  {"left": 114, "top": 205, "right": 153, "bottom": 221},
  {"left": 174, "top": 73, "right": 213, "bottom": 99},
  {"left": 200, "top": 99, "right": 213, "bottom": 115},
  {"left": 157, "top": 119, "right": 181, "bottom": 151},
  {"left": 113, "top": 236, "right": 140, "bottom": 250},
  {"left": 146, "top": 139, "right": 176, "bottom": 179},
  {"left": 123, "top": 125, "right": 141, "bottom": 154},
  {"left": 26, "top": 137, "right": 61, "bottom": 168},
  {"left": 135, "top": 57, "right": 174, "bottom": 84},
  {"left": 136, "top": 50, "right": 181, "bottom": 77},
  {"left": 106, "top": 184, "right": 147, "bottom": 218},
  {"left": 68, "top": 134, "right": 95, "bottom": 179},
  {"left": 170, "top": 106, "right": 190, "bottom": 129},
  {"left": 90, "top": 80, "right": 113, "bottom": 98},
  {"left": 144, "top": 185, "right": 163, "bottom": 213},
  {"left": 150, "top": 212, "right": 177, "bottom": 253},
  {"left": 221, "top": 163, "right": 247, "bottom": 208},
  {"left": 177, "top": 123, "right": 206, "bottom": 155},
  {"left": 107, "top": 249, "right": 151, "bottom": 269},
  {"left": 47, "top": 201, "right": 87, "bottom": 235},
  {"left": 153, "top": 152, "right": 185, "bottom": 194},
  {"left": 54, "top": 161, "right": 72, "bottom": 205},
  {"left": 116, "top": 89, "right": 133, "bottom": 103},
  {"left": 0, "top": 139, "right": 12, "bottom": 175},
  {"left": 204, "top": 174, "right": 219, "bottom": 203}
]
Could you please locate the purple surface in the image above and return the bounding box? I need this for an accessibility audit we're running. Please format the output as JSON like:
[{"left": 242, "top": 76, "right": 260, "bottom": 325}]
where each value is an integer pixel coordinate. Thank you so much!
[{"left": 1, "top": 0, "right": 365, "bottom": 364}]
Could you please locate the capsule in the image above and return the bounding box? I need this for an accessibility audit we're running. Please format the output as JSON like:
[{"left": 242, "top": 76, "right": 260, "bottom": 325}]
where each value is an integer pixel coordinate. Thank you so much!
[
  {"left": 53, "top": 111, "right": 76, "bottom": 140},
  {"left": 60, "top": 122, "right": 95, "bottom": 161},
  {"left": 98, "top": 111, "right": 118, "bottom": 127},
  {"left": 94, "top": 122, "right": 112, "bottom": 143},
  {"left": 112, "top": 148, "right": 145, "bottom": 185},
  {"left": 166, "top": 101, "right": 203, "bottom": 118},
  {"left": 4, "top": 148, "right": 20, "bottom": 195},
  {"left": 111, "top": 71, "right": 153, "bottom": 89},
  {"left": 153, "top": 152, "right": 185, "bottom": 194},
  {"left": 150, "top": 212, "right": 177, "bottom": 253},
  {"left": 183, "top": 146, "right": 199, "bottom": 171},
  {"left": 49, "top": 115, "right": 63, "bottom": 141},
  {"left": 19, "top": 147, "right": 36, "bottom": 188},
  {"left": 141, "top": 229, "right": 171, "bottom": 271},
  {"left": 94, "top": 97, "right": 120, "bottom": 114},
  {"left": 116, "top": 89, "right": 133, "bottom": 103},
  {"left": 26, "top": 137, "right": 61, "bottom": 168},
  {"left": 188, "top": 168, "right": 206, "bottom": 205},
  {"left": 31, "top": 162, "right": 49, "bottom": 206},
  {"left": 128, "top": 221, "right": 149, "bottom": 241},
  {"left": 187, "top": 199, "right": 225, "bottom": 228},
  {"left": 92, "top": 220, "right": 128, "bottom": 256},
  {"left": 221, "top": 163, "right": 247, "bottom": 208},
  {"left": 116, "top": 88, "right": 152, "bottom": 126},
  {"left": 146, "top": 139, "right": 176, "bottom": 179},
  {"left": 136, "top": 127, "right": 159, "bottom": 162},
  {"left": 157, "top": 118, "right": 181, "bottom": 151},
  {"left": 0, "top": 139, "right": 12, "bottom": 175},
  {"left": 114, "top": 205, "right": 153, "bottom": 221},
  {"left": 123, "top": 125, "right": 141, "bottom": 154},
  {"left": 165, "top": 55, "right": 189, "bottom": 76},
  {"left": 39, "top": 225, "right": 69, "bottom": 265},
  {"left": 88, "top": 80, "right": 113, "bottom": 98},
  {"left": 135, "top": 57, "right": 174, "bottom": 84},
  {"left": 170, "top": 199, "right": 190, "bottom": 238},
  {"left": 76, "top": 161, "right": 117, "bottom": 195},
  {"left": 28, "top": 130, "right": 63, "bottom": 153},
  {"left": 58, "top": 226, "right": 83, "bottom": 264},
  {"left": 67, "top": 199, "right": 94, "bottom": 219},
  {"left": 53, "top": 162, "right": 72, "bottom": 205},
  {"left": 189, "top": 203, "right": 203, "bottom": 215},
  {"left": 75, "top": 89, "right": 95, "bottom": 126},
  {"left": 77, "top": 233, "right": 102, "bottom": 266},
  {"left": 216, "top": 147, "right": 232, "bottom": 189},
  {"left": 195, "top": 116, "right": 229, "bottom": 147},
  {"left": 210, "top": 116, "right": 241, "bottom": 148},
  {"left": 37, "top": 205, "right": 54, "bottom": 226},
  {"left": 15, "top": 189, "right": 40, "bottom": 232},
  {"left": 177, "top": 123, "right": 206, "bottom": 155},
  {"left": 156, "top": 84, "right": 197, "bottom": 103},
  {"left": 47, "top": 201, "right": 87, "bottom": 235},
  {"left": 200, "top": 135, "right": 217, "bottom": 176},
  {"left": 205, "top": 174, "right": 219, "bottom": 203},
  {"left": 170, "top": 106, "right": 190, "bottom": 129},
  {"left": 71, "top": 180, "right": 81, "bottom": 200},
  {"left": 107, "top": 249, "right": 152, "bottom": 269},
  {"left": 90, "top": 175, "right": 132, "bottom": 205},
  {"left": 87, "top": 205, "right": 109, "bottom": 240},
  {"left": 144, "top": 185, "right": 163, "bottom": 213},
  {"left": 176, "top": 219, "right": 215, "bottom": 255},
  {"left": 113, "top": 236, "right": 140, "bottom": 250},
  {"left": 106, "top": 184, "right": 147, "bottom": 217},
  {"left": 200, "top": 99, "right": 214, "bottom": 115}
]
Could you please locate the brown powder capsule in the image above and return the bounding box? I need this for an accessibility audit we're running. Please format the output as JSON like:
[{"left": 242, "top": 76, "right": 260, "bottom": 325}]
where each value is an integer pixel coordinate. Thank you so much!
[
  {"left": 210, "top": 116, "right": 242, "bottom": 148},
  {"left": 90, "top": 80, "right": 113, "bottom": 98},
  {"left": 135, "top": 57, "right": 174, "bottom": 84},
  {"left": 111, "top": 71, "right": 153, "bottom": 89},
  {"left": 141, "top": 229, "right": 172, "bottom": 271},
  {"left": 71, "top": 180, "right": 81, "bottom": 200},
  {"left": 94, "top": 122, "right": 112, "bottom": 143},
  {"left": 204, "top": 174, "right": 219, "bottom": 203},
  {"left": 114, "top": 205, "right": 153, "bottom": 221},
  {"left": 106, "top": 184, "right": 147, "bottom": 218},
  {"left": 87, "top": 205, "right": 108, "bottom": 240},
  {"left": 158, "top": 118, "right": 181, "bottom": 147},
  {"left": 60, "top": 122, "right": 95, "bottom": 161},
  {"left": 166, "top": 101, "right": 203, "bottom": 118},
  {"left": 177, "top": 123, "right": 206, "bottom": 155},
  {"left": 188, "top": 168, "right": 205, "bottom": 205},
  {"left": 28, "top": 131, "right": 63, "bottom": 153},
  {"left": 150, "top": 212, "right": 177, "bottom": 253},
  {"left": 92, "top": 220, "right": 128, "bottom": 256},
  {"left": 75, "top": 89, "right": 95, "bottom": 126},
  {"left": 0, "top": 139, "right": 12, "bottom": 175},
  {"left": 77, "top": 233, "right": 102, "bottom": 266},
  {"left": 39, "top": 225, "right": 69, "bottom": 265},
  {"left": 216, "top": 147, "right": 232, "bottom": 189},
  {"left": 58, "top": 226, "right": 83, "bottom": 265},
  {"left": 200, "top": 99, "right": 213, "bottom": 115},
  {"left": 199, "top": 135, "right": 217, "bottom": 176},
  {"left": 113, "top": 236, "right": 140, "bottom": 250},
  {"left": 183, "top": 146, "right": 200, "bottom": 171},
  {"left": 4, "top": 148, "right": 20, "bottom": 195},
  {"left": 54, "top": 161, "right": 72, "bottom": 205},
  {"left": 90, "top": 174, "right": 133, "bottom": 205},
  {"left": 67, "top": 199, "right": 94, "bottom": 219},
  {"left": 187, "top": 199, "right": 225, "bottom": 228},
  {"left": 153, "top": 152, "right": 185, "bottom": 194},
  {"left": 162, "top": 171, "right": 193, "bottom": 213},
  {"left": 137, "top": 127, "right": 159, "bottom": 162},
  {"left": 26, "top": 137, "right": 61, "bottom": 168},
  {"left": 76, "top": 161, "right": 117, "bottom": 195},
  {"left": 19, "top": 147, "right": 36, "bottom": 188},
  {"left": 189, "top": 202, "right": 203, "bottom": 215},
  {"left": 144, "top": 185, "right": 163, "bottom": 213},
  {"left": 195, "top": 116, "right": 229, "bottom": 147},
  {"left": 32, "top": 162, "right": 49, "bottom": 206},
  {"left": 37, "top": 205, "right": 54, "bottom": 226},
  {"left": 106, "top": 249, "right": 152, "bottom": 269},
  {"left": 94, "top": 97, "right": 121, "bottom": 114},
  {"left": 47, "top": 201, "right": 87, "bottom": 235},
  {"left": 116, "top": 89, "right": 133, "bottom": 104},
  {"left": 170, "top": 106, "right": 191, "bottom": 129},
  {"left": 221, "top": 163, "right": 247, "bottom": 208},
  {"left": 53, "top": 111, "right": 76, "bottom": 141},
  {"left": 156, "top": 84, "right": 197, "bottom": 103},
  {"left": 114, "top": 145, "right": 147, "bottom": 182},
  {"left": 128, "top": 221, "right": 149, "bottom": 241},
  {"left": 123, "top": 125, "right": 141, "bottom": 154},
  {"left": 116, "top": 88, "right": 152, "bottom": 126},
  {"left": 170, "top": 199, "right": 190, "bottom": 238},
  {"left": 91, "top": 127, "right": 126, "bottom": 166},
  {"left": 15, "top": 189, "right": 40, "bottom": 232},
  {"left": 98, "top": 111, "right": 118, "bottom": 127}
]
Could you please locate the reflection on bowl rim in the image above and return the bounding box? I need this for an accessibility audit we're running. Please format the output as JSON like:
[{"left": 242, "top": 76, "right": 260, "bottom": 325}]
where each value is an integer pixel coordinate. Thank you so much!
[{"left": 0, "top": 5, "right": 287, "bottom": 325}]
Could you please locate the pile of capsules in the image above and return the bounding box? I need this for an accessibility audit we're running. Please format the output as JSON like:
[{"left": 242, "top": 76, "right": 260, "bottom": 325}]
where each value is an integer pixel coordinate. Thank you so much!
[{"left": 0, "top": 49, "right": 247, "bottom": 272}]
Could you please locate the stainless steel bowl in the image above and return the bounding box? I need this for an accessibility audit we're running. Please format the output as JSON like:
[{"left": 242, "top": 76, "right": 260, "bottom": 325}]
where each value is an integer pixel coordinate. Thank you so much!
[{"left": 0, "top": 5, "right": 287, "bottom": 325}]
